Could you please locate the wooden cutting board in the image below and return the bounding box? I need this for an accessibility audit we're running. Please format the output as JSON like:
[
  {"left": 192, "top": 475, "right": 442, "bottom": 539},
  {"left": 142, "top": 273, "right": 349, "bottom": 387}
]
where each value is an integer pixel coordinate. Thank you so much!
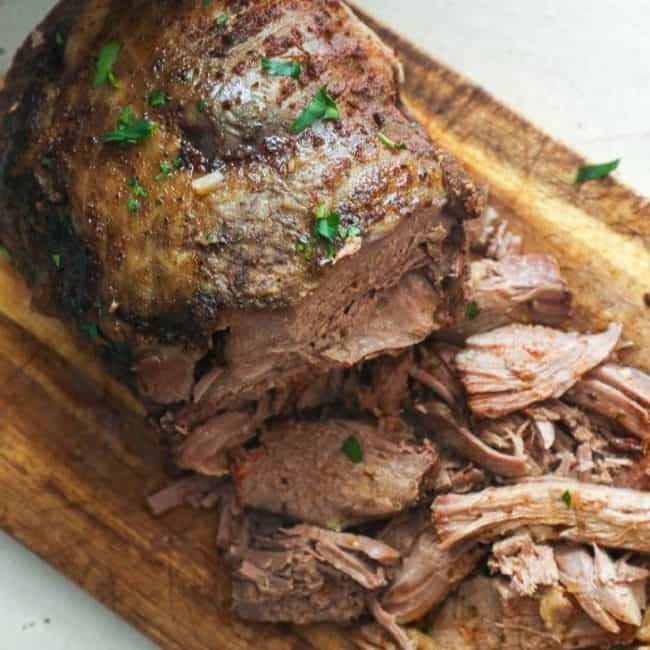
[{"left": 1, "top": 6, "right": 649, "bottom": 650}]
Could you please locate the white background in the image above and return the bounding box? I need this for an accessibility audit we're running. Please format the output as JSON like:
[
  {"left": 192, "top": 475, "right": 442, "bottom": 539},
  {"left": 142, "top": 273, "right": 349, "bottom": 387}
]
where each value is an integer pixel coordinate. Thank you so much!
[{"left": 1, "top": 1, "right": 649, "bottom": 648}]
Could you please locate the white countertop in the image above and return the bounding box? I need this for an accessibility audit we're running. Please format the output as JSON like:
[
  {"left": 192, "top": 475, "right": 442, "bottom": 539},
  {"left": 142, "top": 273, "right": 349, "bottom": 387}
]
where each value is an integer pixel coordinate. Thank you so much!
[{"left": 1, "top": 2, "right": 648, "bottom": 648}]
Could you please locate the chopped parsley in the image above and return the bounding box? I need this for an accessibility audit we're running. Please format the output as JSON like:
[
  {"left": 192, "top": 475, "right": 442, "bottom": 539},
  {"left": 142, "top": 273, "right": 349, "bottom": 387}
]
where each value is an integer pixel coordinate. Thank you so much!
[
  {"left": 341, "top": 435, "right": 363, "bottom": 464},
  {"left": 155, "top": 157, "right": 182, "bottom": 181},
  {"left": 297, "top": 203, "right": 360, "bottom": 260},
  {"left": 561, "top": 489, "right": 572, "bottom": 509},
  {"left": 197, "top": 99, "right": 207, "bottom": 113},
  {"left": 102, "top": 107, "right": 158, "bottom": 145},
  {"left": 215, "top": 14, "right": 228, "bottom": 30},
  {"left": 93, "top": 41, "right": 120, "bottom": 88},
  {"left": 291, "top": 86, "right": 340, "bottom": 133},
  {"left": 377, "top": 132, "right": 408, "bottom": 151},
  {"left": 52, "top": 253, "right": 62, "bottom": 268},
  {"left": 148, "top": 89, "right": 166, "bottom": 109},
  {"left": 261, "top": 58, "right": 302, "bottom": 79},
  {"left": 0, "top": 244, "right": 11, "bottom": 263},
  {"left": 55, "top": 32, "right": 65, "bottom": 48},
  {"left": 40, "top": 157, "right": 52, "bottom": 169},
  {"left": 128, "top": 176, "right": 147, "bottom": 197},
  {"left": 465, "top": 301, "right": 481, "bottom": 320},
  {"left": 576, "top": 159, "right": 620, "bottom": 184},
  {"left": 127, "top": 198, "right": 139, "bottom": 213},
  {"left": 202, "top": 0, "right": 213, "bottom": 5},
  {"left": 79, "top": 322, "right": 100, "bottom": 339}
]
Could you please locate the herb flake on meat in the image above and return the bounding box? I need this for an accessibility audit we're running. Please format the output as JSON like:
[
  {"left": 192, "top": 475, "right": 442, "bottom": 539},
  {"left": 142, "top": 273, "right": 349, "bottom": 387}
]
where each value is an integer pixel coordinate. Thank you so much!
[
  {"left": 148, "top": 89, "right": 166, "bottom": 108},
  {"left": 465, "top": 300, "right": 481, "bottom": 320},
  {"left": 262, "top": 58, "right": 302, "bottom": 79},
  {"left": 341, "top": 435, "right": 363, "bottom": 464},
  {"left": 103, "top": 107, "right": 158, "bottom": 145},
  {"left": 377, "top": 132, "right": 408, "bottom": 150},
  {"left": 561, "top": 489, "right": 572, "bottom": 508},
  {"left": 291, "top": 86, "right": 340, "bottom": 133},
  {"left": 93, "top": 41, "right": 120, "bottom": 88}
]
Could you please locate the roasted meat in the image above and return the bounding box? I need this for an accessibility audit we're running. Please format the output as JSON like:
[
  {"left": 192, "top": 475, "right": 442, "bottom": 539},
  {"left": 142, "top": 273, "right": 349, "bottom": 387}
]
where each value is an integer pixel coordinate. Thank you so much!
[
  {"left": 0, "top": 0, "right": 483, "bottom": 464},
  {"left": 232, "top": 419, "right": 437, "bottom": 529}
]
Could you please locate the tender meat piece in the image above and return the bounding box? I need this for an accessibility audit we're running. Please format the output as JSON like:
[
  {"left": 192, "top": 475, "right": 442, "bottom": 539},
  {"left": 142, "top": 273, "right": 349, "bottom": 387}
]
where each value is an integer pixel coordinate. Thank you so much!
[
  {"left": 455, "top": 255, "right": 572, "bottom": 336},
  {"left": 555, "top": 544, "right": 649, "bottom": 634},
  {"left": 1, "top": 0, "right": 483, "bottom": 453},
  {"left": 426, "top": 575, "right": 626, "bottom": 650},
  {"left": 229, "top": 523, "right": 399, "bottom": 624},
  {"left": 356, "top": 351, "right": 413, "bottom": 417},
  {"left": 232, "top": 419, "right": 437, "bottom": 529},
  {"left": 368, "top": 598, "right": 416, "bottom": 650},
  {"left": 412, "top": 399, "right": 528, "bottom": 478},
  {"left": 379, "top": 509, "right": 485, "bottom": 623},
  {"left": 456, "top": 323, "right": 622, "bottom": 418},
  {"left": 432, "top": 479, "right": 650, "bottom": 553},
  {"left": 352, "top": 624, "right": 434, "bottom": 650},
  {"left": 489, "top": 533, "right": 559, "bottom": 597},
  {"left": 467, "top": 206, "right": 523, "bottom": 260},
  {"left": 146, "top": 475, "right": 223, "bottom": 516},
  {"left": 565, "top": 364, "right": 650, "bottom": 440},
  {"left": 431, "top": 448, "right": 487, "bottom": 494}
]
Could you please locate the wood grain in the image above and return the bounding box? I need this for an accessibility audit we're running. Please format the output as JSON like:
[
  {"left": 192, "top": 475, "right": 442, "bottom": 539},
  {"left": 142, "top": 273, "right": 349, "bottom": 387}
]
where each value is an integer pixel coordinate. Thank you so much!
[{"left": 1, "top": 6, "right": 649, "bottom": 650}]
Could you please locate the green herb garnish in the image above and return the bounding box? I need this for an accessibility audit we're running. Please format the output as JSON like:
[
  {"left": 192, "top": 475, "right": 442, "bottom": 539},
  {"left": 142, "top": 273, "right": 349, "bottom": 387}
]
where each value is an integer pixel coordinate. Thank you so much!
[
  {"left": 102, "top": 107, "right": 158, "bottom": 145},
  {"left": 55, "top": 32, "right": 65, "bottom": 48},
  {"left": 576, "top": 159, "right": 620, "bottom": 184},
  {"left": 197, "top": 99, "right": 207, "bottom": 113},
  {"left": 128, "top": 176, "right": 147, "bottom": 197},
  {"left": 202, "top": 0, "right": 213, "bottom": 6},
  {"left": 465, "top": 301, "right": 481, "bottom": 320},
  {"left": 561, "top": 490, "right": 572, "bottom": 509},
  {"left": 52, "top": 254, "right": 62, "bottom": 268},
  {"left": 0, "top": 244, "right": 11, "bottom": 263},
  {"left": 155, "top": 161, "right": 174, "bottom": 181},
  {"left": 127, "top": 198, "right": 139, "bottom": 213},
  {"left": 41, "top": 157, "right": 52, "bottom": 169},
  {"left": 148, "top": 89, "right": 166, "bottom": 108},
  {"left": 79, "top": 322, "right": 100, "bottom": 339},
  {"left": 303, "top": 203, "right": 360, "bottom": 260},
  {"left": 291, "top": 86, "right": 339, "bottom": 133},
  {"left": 341, "top": 435, "right": 363, "bottom": 464},
  {"left": 261, "top": 58, "right": 302, "bottom": 79},
  {"left": 377, "top": 132, "right": 408, "bottom": 151},
  {"left": 93, "top": 41, "right": 120, "bottom": 88},
  {"left": 215, "top": 14, "right": 228, "bottom": 30}
]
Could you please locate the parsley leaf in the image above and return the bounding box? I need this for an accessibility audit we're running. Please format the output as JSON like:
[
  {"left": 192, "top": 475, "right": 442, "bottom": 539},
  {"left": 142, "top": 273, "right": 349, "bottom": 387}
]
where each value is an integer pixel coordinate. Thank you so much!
[
  {"left": 576, "top": 159, "right": 620, "bottom": 183},
  {"left": 93, "top": 41, "right": 120, "bottom": 88},
  {"left": 79, "top": 322, "right": 100, "bottom": 339},
  {"left": 55, "top": 32, "right": 65, "bottom": 48},
  {"left": 202, "top": 0, "right": 213, "bottom": 5},
  {"left": 197, "top": 99, "right": 207, "bottom": 113},
  {"left": 465, "top": 301, "right": 481, "bottom": 320},
  {"left": 52, "top": 253, "right": 62, "bottom": 268},
  {"left": 128, "top": 176, "right": 147, "bottom": 197},
  {"left": 0, "top": 244, "right": 11, "bottom": 263},
  {"left": 377, "top": 132, "right": 408, "bottom": 151},
  {"left": 341, "top": 435, "right": 363, "bottom": 464},
  {"left": 148, "top": 89, "right": 166, "bottom": 108},
  {"left": 262, "top": 58, "right": 302, "bottom": 79},
  {"left": 127, "top": 198, "right": 139, "bottom": 213},
  {"left": 291, "top": 86, "right": 340, "bottom": 133},
  {"left": 215, "top": 14, "right": 228, "bottom": 30},
  {"left": 561, "top": 490, "right": 572, "bottom": 509},
  {"left": 103, "top": 108, "right": 158, "bottom": 145},
  {"left": 41, "top": 157, "right": 52, "bottom": 169}
]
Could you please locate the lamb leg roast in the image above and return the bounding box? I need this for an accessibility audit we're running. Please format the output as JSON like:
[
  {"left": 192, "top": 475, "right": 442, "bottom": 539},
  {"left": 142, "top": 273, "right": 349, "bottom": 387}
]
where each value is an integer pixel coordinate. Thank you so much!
[{"left": 0, "top": 0, "right": 484, "bottom": 475}]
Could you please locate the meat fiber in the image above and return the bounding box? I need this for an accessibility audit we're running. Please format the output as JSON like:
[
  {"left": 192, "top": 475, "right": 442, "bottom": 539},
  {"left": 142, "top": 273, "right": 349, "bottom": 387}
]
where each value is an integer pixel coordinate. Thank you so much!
[
  {"left": 229, "top": 522, "right": 400, "bottom": 624},
  {"left": 432, "top": 479, "right": 650, "bottom": 553},
  {"left": 453, "top": 254, "right": 572, "bottom": 337},
  {"left": 379, "top": 509, "right": 485, "bottom": 623},
  {"left": 232, "top": 419, "right": 437, "bottom": 529},
  {"left": 565, "top": 364, "right": 650, "bottom": 440},
  {"left": 456, "top": 323, "right": 622, "bottom": 418},
  {"left": 0, "top": 0, "right": 484, "bottom": 473}
]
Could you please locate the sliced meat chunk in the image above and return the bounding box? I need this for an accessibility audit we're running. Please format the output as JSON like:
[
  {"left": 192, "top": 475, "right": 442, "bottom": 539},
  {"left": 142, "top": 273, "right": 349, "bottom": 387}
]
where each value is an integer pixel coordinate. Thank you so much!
[
  {"left": 233, "top": 419, "right": 437, "bottom": 529},
  {"left": 566, "top": 363, "right": 650, "bottom": 440},
  {"left": 230, "top": 523, "right": 399, "bottom": 625},
  {"left": 489, "top": 533, "right": 559, "bottom": 597},
  {"left": 456, "top": 323, "right": 622, "bottom": 418},
  {"left": 456, "top": 254, "right": 572, "bottom": 336},
  {"left": 426, "top": 575, "right": 629, "bottom": 650},
  {"left": 379, "top": 509, "right": 485, "bottom": 623},
  {"left": 432, "top": 479, "right": 650, "bottom": 553}
]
